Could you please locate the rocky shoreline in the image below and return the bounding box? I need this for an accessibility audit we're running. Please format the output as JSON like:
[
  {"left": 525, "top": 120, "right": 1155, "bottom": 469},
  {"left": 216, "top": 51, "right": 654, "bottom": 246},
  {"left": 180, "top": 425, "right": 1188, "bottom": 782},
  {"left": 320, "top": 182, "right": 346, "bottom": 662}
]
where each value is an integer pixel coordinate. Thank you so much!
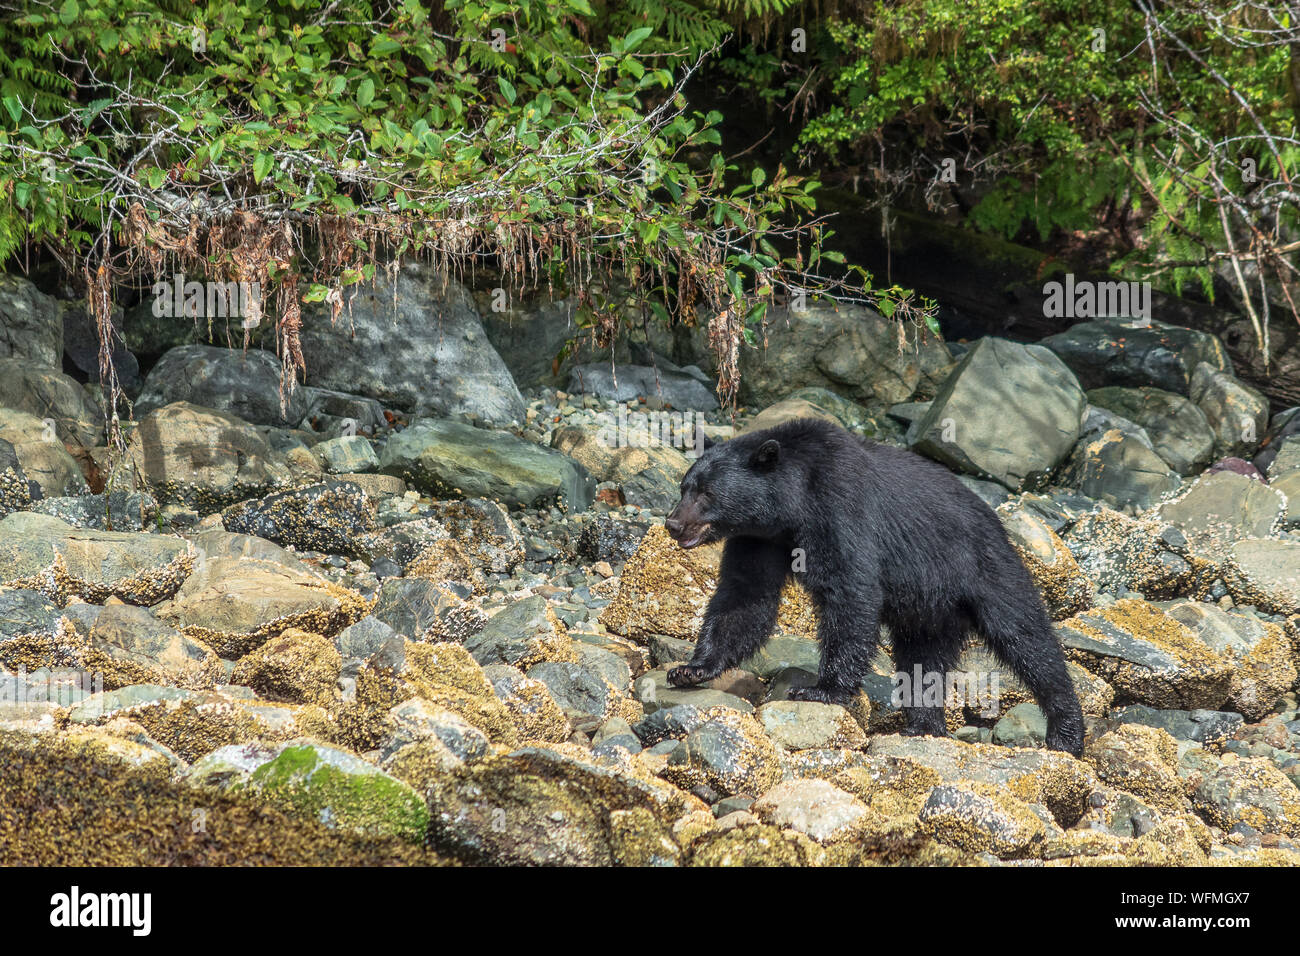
[{"left": 2, "top": 264, "right": 1299, "bottom": 866}]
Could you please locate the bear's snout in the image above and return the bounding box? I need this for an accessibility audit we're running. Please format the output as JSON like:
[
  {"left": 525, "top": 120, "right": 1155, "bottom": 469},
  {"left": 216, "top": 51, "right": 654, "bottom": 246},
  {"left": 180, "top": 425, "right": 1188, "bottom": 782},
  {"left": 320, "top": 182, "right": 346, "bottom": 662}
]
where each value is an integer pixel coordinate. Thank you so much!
[{"left": 666, "top": 502, "right": 711, "bottom": 549}]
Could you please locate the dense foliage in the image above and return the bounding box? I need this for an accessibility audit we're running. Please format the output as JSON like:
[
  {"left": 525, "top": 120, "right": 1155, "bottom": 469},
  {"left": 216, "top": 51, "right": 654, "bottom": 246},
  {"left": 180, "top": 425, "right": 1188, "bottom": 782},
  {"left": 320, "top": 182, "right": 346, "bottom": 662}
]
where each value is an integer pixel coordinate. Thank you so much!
[
  {"left": 719, "top": 0, "right": 1297, "bottom": 347},
  {"left": 0, "top": 0, "right": 925, "bottom": 419},
  {"left": 0, "top": 0, "right": 1294, "bottom": 402}
]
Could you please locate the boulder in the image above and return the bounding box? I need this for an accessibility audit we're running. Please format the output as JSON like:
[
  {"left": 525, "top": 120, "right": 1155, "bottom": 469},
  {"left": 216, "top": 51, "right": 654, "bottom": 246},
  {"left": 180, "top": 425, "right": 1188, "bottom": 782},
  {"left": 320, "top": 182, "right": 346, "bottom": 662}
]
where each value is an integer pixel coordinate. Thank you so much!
[
  {"left": 155, "top": 556, "right": 368, "bottom": 657},
  {"left": 567, "top": 361, "right": 718, "bottom": 410},
  {"left": 380, "top": 418, "right": 594, "bottom": 512},
  {"left": 0, "top": 274, "right": 62, "bottom": 366},
  {"left": 910, "top": 337, "right": 1086, "bottom": 490},
  {"left": 0, "top": 409, "right": 89, "bottom": 498},
  {"left": 0, "top": 358, "right": 101, "bottom": 447},
  {"left": 1039, "top": 319, "right": 1231, "bottom": 394},
  {"left": 1189, "top": 362, "right": 1269, "bottom": 459},
  {"left": 1156, "top": 471, "right": 1283, "bottom": 550},
  {"left": 1086, "top": 386, "right": 1215, "bottom": 476},
  {"left": 0, "top": 512, "right": 194, "bottom": 605},
  {"left": 298, "top": 262, "right": 524, "bottom": 424},
  {"left": 221, "top": 481, "right": 377, "bottom": 555},
  {"left": 134, "top": 344, "right": 307, "bottom": 426},
  {"left": 125, "top": 402, "right": 293, "bottom": 512},
  {"left": 739, "top": 302, "right": 953, "bottom": 408},
  {"left": 1057, "top": 600, "right": 1232, "bottom": 710}
]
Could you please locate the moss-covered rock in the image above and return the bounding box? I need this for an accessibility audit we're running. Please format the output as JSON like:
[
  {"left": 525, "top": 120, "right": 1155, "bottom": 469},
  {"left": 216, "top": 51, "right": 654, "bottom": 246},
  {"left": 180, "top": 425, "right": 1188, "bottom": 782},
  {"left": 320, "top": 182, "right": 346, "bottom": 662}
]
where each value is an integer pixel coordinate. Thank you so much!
[
  {"left": 601, "top": 526, "right": 816, "bottom": 642},
  {"left": 232, "top": 738, "right": 429, "bottom": 841},
  {"left": 426, "top": 744, "right": 699, "bottom": 865}
]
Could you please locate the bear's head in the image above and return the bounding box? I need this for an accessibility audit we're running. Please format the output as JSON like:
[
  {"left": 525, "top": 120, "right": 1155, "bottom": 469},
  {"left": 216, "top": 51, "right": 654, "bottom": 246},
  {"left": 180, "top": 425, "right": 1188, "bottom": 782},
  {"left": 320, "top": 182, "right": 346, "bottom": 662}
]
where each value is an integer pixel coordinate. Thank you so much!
[{"left": 665, "top": 432, "right": 787, "bottom": 549}]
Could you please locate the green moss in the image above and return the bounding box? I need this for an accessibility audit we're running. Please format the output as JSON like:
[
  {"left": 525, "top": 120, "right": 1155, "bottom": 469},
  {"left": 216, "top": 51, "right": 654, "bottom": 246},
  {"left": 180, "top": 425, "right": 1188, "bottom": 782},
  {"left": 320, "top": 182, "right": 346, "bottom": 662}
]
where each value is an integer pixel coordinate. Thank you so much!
[
  {"left": 0, "top": 734, "right": 448, "bottom": 865},
  {"left": 240, "top": 742, "right": 430, "bottom": 842}
]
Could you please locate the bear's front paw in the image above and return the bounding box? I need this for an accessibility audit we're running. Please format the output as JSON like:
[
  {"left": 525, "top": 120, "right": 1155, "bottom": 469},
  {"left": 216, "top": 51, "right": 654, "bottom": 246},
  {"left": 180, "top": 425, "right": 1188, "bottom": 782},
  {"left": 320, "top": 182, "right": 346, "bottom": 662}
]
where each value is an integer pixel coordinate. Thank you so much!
[
  {"left": 788, "top": 684, "right": 853, "bottom": 705},
  {"left": 667, "top": 664, "right": 715, "bottom": 687}
]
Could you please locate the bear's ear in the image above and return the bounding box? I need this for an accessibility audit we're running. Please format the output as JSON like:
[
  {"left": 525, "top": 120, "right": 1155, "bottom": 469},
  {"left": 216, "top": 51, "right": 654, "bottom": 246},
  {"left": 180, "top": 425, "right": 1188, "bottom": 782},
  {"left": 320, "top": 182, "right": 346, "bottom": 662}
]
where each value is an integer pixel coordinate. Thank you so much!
[{"left": 750, "top": 439, "right": 780, "bottom": 470}]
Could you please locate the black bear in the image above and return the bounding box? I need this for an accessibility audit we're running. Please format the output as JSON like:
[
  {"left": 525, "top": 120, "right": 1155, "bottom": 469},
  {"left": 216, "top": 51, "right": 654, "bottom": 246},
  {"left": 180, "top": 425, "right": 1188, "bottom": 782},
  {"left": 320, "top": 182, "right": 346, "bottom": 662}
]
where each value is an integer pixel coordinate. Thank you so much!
[{"left": 664, "top": 417, "right": 1085, "bottom": 756}]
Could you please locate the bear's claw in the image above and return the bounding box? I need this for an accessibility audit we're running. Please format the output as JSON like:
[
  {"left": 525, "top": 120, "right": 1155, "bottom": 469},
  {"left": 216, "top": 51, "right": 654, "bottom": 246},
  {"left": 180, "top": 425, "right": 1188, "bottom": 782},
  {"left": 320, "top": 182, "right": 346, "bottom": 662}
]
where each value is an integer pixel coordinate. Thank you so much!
[{"left": 666, "top": 664, "right": 714, "bottom": 687}]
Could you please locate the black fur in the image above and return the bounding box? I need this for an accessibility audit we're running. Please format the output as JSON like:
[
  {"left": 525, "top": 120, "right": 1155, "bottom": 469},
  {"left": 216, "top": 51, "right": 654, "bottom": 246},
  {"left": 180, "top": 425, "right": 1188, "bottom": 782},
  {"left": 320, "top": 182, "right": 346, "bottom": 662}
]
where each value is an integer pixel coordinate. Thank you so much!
[{"left": 663, "top": 417, "right": 1085, "bottom": 756}]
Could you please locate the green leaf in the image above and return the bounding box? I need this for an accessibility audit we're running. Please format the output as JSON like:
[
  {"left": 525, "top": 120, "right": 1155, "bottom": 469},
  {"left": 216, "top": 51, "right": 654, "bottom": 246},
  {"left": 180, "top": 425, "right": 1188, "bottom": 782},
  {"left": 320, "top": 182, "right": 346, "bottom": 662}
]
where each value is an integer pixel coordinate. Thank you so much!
[
  {"left": 357, "top": 79, "right": 375, "bottom": 107},
  {"left": 253, "top": 153, "right": 274, "bottom": 183},
  {"left": 623, "top": 27, "right": 653, "bottom": 51}
]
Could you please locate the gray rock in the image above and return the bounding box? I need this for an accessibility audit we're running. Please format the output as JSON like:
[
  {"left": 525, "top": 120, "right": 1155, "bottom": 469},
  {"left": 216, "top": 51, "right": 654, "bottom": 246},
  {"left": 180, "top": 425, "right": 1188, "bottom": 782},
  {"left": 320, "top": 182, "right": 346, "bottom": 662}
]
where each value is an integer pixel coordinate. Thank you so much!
[
  {"left": 526, "top": 659, "right": 624, "bottom": 720},
  {"left": 0, "top": 408, "right": 90, "bottom": 498},
  {"left": 1056, "top": 600, "right": 1232, "bottom": 710},
  {"left": 0, "top": 358, "right": 102, "bottom": 447},
  {"left": 0, "top": 512, "right": 194, "bottom": 605},
  {"left": 221, "top": 480, "right": 377, "bottom": 555},
  {"left": 1040, "top": 319, "right": 1231, "bottom": 395},
  {"left": 313, "top": 435, "right": 379, "bottom": 473},
  {"left": 1086, "top": 386, "right": 1215, "bottom": 476},
  {"left": 1191, "top": 758, "right": 1300, "bottom": 839},
  {"left": 380, "top": 418, "right": 594, "bottom": 512},
  {"left": 567, "top": 361, "right": 718, "bottom": 410},
  {"left": 1059, "top": 416, "right": 1181, "bottom": 511},
  {"left": 299, "top": 262, "right": 524, "bottom": 424},
  {"left": 647, "top": 634, "right": 696, "bottom": 668},
  {"left": 385, "top": 698, "right": 490, "bottom": 761},
  {"left": 910, "top": 337, "right": 1086, "bottom": 490},
  {"left": 739, "top": 302, "right": 954, "bottom": 408},
  {"left": 333, "top": 616, "right": 402, "bottom": 672},
  {"left": 60, "top": 300, "right": 142, "bottom": 397},
  {"left": 0, "top": 439, "right": 34, "bottom": 517},
  {"left": 0, "top": 275, "right": 61, "bottom": 367},
  {"left": 424, "top": 745, "right": 688, "bottom": 865},
  {"left": 1108, "top": 704, "right": 1243, "bottom": 744},
  {"left": 28, "top": 491, "right": 158, "bottom": 531},
  {"left": 663, "top": 710, "right": 784, "bottom": 797},
  {"left": 739, "top": 634, "right": 822, "bottom": 680},
  {"left": 1190, "top": 362, "right": 1269, "bottom": 459},
  {"left": 370, "top": 577, "right": 486, "bottom": 644},
  {"left": 1156, "top": 471, "right": 1283, "bottom": 549},
  {"left": 297, "top": 386, "right": 387, "bottom": 438},
  {"left": 1224, "top": 538, "right": 1300, "bottom": 614},
  {"left": 634, "top": 667, "right": 754, "bottom": 715},
  {"left": 755, "top": 700, "right": 866, "bottom": 751},
  {"left": 465, "top": 595, "right": 565, "bottom": 668},
  {"left": 576, "top": 515, "right": 649, "bottom": 564},
  {"left": 991, "top": 703, "right": 1047, "bottom": 748},
  {"left": 124, "top": 401, "right": 294, "bottom": 512},
  {"left": 1063, "top": 509, "right": 1197, "bottom": 599},
  {"left": 134, "top": 344, "right": 306, "bottom": 426},
  {"left": 918, "top": 783, "right": 1051, "bottom": 857},
  {"left": 751, "top": 779, "right": 869, "bottom": 843}
]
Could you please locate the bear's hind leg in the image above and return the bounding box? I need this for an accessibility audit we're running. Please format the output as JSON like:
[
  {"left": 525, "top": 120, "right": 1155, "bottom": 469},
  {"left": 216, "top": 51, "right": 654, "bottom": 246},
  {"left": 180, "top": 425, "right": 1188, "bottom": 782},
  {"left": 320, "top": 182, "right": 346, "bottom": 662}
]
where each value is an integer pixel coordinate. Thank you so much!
[
  {"left": 973, "top": 594, "right": 1085, "bottom": 756},
  {"left": 892, "top": 621, "right": 966, "bottom": 739}
]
